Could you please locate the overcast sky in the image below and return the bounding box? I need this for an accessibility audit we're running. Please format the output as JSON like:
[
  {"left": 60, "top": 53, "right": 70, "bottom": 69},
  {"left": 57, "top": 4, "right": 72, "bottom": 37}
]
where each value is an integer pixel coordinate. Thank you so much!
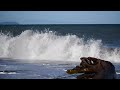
[{"left": 0, "top": 11, "right": 120, "bottom": 24}]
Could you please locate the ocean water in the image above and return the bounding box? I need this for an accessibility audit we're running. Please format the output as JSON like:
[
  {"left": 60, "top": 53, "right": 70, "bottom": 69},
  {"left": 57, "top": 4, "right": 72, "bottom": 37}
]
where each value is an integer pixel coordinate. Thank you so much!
[{"left": 0, "top": 24, "right": 120, "bottom": 79}]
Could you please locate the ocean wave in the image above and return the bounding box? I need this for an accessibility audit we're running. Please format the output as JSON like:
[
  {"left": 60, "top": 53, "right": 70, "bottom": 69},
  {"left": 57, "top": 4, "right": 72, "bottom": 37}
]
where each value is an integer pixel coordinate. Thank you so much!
[{"left": 0, "top": 30, "right": 120, "bottom": 63}]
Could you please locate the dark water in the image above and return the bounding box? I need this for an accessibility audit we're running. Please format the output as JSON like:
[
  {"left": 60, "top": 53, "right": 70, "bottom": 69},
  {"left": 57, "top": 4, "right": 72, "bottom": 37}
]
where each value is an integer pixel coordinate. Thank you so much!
[{"left": 0, "top": 24, "right": 120, "bottom": 79}]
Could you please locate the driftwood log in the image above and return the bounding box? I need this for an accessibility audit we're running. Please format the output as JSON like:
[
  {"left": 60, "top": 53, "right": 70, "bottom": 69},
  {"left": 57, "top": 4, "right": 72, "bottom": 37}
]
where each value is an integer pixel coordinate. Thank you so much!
[{"left": 66, "top": 57, "right": 116, "bottom": 79}]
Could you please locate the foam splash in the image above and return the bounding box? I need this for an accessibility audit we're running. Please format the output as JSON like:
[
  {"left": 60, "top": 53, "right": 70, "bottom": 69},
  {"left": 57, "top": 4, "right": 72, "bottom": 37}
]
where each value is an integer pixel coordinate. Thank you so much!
[
  {"left": 0, "top": 71, "right": 17, "bottom": 74},
  {"left": 0, "top": 30, "right": 120, "bottom": 63}
]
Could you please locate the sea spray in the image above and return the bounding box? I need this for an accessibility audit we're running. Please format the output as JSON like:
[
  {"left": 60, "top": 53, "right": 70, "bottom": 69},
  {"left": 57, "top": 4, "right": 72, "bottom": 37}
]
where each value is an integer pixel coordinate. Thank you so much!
[{"left": 0, "top": 30, "right": 120, "bottom": 63}]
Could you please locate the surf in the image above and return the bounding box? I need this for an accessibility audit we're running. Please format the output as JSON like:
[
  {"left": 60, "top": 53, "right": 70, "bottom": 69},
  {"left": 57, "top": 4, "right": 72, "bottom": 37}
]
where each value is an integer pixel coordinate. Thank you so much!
[{"left": 0, "top": 30, "right": 120, "bottom": 63}]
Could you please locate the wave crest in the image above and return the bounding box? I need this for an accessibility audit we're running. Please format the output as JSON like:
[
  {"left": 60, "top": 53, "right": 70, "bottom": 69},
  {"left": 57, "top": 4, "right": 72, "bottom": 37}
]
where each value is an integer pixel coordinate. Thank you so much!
[{"left": 0, "top": 30, "right": 120, "bottom": 63}]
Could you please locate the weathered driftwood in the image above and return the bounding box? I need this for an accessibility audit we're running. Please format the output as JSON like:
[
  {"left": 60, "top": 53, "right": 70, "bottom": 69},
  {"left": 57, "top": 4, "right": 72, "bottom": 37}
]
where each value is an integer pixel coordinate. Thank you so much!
[{"left": 66, "top": 57, "right": 116, "bottom": 79}]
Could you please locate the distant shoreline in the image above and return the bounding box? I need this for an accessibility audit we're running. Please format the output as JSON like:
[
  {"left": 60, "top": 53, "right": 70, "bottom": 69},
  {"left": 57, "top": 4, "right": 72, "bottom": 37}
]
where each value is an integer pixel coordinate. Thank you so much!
[{"left": 0, "top": 22, "right": 19, "bottom": 25}]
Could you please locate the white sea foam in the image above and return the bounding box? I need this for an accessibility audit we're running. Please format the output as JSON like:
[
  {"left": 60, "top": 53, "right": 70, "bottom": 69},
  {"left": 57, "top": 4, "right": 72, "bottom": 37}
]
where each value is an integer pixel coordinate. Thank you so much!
[
  {"left": 0, "top": 30, "right": 120, "bottom": 63},
  {"left": 0, "top": 71, "right": 17, "bottom": 74}
]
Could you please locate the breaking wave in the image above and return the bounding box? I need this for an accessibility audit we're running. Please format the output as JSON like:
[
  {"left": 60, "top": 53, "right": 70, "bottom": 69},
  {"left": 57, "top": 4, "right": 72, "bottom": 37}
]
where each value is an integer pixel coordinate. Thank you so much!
[{"left": 0, "top": 30, "right": 120, "bottom": 63}]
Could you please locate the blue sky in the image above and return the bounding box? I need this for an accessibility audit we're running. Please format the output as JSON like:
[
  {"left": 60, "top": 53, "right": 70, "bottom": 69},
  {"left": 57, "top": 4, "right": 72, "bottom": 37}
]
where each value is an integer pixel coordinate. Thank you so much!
[{"left": 0, "top": 11, "right": 120, "bottom": 24}]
